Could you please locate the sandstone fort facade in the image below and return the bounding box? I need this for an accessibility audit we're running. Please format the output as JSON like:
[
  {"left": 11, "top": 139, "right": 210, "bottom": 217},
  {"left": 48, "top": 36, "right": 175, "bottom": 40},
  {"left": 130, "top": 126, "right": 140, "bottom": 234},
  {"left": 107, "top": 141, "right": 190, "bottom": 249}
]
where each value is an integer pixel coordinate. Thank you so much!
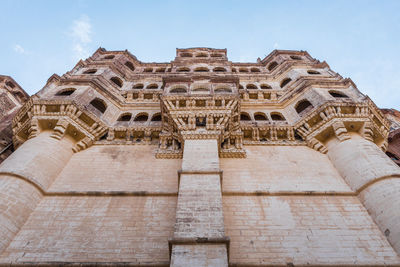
[{"left": 0, "top": 47, "right": 399, "bottom": 266}]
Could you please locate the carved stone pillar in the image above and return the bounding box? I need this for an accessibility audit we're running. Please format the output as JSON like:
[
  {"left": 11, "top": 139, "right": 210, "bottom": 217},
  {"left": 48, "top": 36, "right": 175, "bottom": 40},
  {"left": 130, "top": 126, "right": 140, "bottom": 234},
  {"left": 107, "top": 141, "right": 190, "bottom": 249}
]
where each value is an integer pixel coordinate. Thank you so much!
[
  {"left": 295, "top": 101, "right": 400, "bottom": 254},
  {"left": 0, "top": 131, "right": 75, "bottom": 253},
  {"left": 326, "top": 133, "right": 400, "bottom": 253},
  {"left": 170, "top": 139, "right": 229, "bottom": 267}
]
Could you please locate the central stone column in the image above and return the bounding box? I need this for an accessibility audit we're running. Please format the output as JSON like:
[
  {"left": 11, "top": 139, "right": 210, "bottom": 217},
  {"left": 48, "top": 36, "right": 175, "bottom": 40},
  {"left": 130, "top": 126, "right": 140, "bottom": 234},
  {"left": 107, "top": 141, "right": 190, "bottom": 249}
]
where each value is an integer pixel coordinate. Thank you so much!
[{"left": 170, "top": 138, "right": 229, "bottom": 267}]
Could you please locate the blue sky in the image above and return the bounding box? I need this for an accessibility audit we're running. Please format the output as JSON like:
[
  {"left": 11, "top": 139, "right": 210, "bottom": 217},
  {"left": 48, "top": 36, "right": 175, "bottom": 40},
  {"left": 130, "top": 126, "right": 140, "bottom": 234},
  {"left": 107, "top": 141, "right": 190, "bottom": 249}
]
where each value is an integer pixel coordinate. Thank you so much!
[{"left": 1, "top": 0, "right": 399, "bottom": 108}]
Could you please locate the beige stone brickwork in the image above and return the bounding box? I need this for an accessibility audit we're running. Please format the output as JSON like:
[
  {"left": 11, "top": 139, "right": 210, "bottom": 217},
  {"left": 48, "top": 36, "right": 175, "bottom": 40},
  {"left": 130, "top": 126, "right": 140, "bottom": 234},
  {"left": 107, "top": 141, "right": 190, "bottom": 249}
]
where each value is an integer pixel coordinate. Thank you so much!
[
  {"left": 0, "top": 47, "right": 399, "bottom": 266},
  {"left": 224, "top": 196, "right": 400, "bottom": 266}
]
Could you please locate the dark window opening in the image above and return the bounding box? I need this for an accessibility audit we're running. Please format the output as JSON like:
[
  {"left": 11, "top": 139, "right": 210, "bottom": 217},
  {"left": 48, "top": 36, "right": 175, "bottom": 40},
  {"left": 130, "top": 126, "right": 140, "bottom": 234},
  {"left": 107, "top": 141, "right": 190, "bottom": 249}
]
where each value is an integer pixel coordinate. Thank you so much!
[
  {"left": 329, "top": 91, "right": 349, "bottom": 98},
  {"left": 240, "top": 113, "right": 251, "bottom": 121},
  {"left": 56, "top": 88, "right": 76, "bottom": 96},
  {"left": 125, "top": 61, "right": 135, "bottom": 71},
  {"left": 151, "top": 114, "right": 162, "bottom": 121},
  {"left": 118, "top": 114, "right": 132, "bottom": 121},
  {"left": 271, "top": 113, "right": 285, "bottom": 121},
  {"left": 254, "top": 113, "right": 268, "bottom": 120},
  {"left": 83, "top": 69, "right": 97, "bottom": 74},
  {"left": 90, "top": 98, "right": 107, "bottom": 113},
  {"left": 268, "top": 61, "right": 278, "bottom": 71},
  {"left": 280, "top": 78, "right": 292, "bottom": 88},
  {"left": 295, "top": 100, "right": 313, "bottom": 114},
  {"left": 110, "top": 77, "right": 123, "bottom": 88}
]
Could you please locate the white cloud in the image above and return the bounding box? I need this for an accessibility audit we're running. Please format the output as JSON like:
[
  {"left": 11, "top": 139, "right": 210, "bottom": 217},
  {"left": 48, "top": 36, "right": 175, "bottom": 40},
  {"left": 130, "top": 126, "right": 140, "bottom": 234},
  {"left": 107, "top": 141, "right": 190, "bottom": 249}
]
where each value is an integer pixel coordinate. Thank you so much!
[
  {"left": 14, "top": 44, "right": 26, "bottom": 54},
  {"left": 69, "top": 14, "right": 92, "bottom": 60}
]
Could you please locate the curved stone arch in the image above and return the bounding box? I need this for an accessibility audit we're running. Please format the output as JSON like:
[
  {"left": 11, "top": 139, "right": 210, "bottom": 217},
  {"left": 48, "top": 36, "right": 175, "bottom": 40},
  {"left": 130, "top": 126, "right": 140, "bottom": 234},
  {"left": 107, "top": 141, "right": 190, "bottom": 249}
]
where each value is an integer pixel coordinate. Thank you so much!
[
  {"left": 117, "top": 112, "right": 132, "bottom": 122},
  {"left": 132, "top": 83, "right": 144, "bottom": 89},
  {"left": 214, "top": 86, "right": 232, "bottom": 93},
  {"left": 240, "top": 112, "right": 252, "bottom": 121},
  {"left": 146, "top": 83, "right": 159, "bottom": 90},
  {"left": 169, "top": 84, "right": 188, "bottom": 94},
  {"left": 193, "top": 66, "right": 210, "bottom": 72},
  {"left": 110, "top": 76, "right": 123, "bottom": 88},
  {"left": 260, "top": 83, "right": 272, "bottom": 90},
  {"left": 133, "top": 112, "right": 149, "bottom": 122},
  {"left": 89, "top": 98, "right": 107, "bottom": 114},
  {"left": 295, "top": 99, "right": 314, "bottom": 115},
  {"left": 150, "top": 112, "right": 162, "bottom": 122},
  {"left": 270, "top": 112, "right": 286, "bottom": 121},
  {"left": 246, "top": 83, "right": 258, "bottom": 90},
  {"left": 55, "top": 88, "right": 76, "bottom": 96},
  {"left": 328, "top": 90, "right": 349, "bottom": 99},
  {"left": 254, "top": 112, "right": 268, "bottom": 121}
]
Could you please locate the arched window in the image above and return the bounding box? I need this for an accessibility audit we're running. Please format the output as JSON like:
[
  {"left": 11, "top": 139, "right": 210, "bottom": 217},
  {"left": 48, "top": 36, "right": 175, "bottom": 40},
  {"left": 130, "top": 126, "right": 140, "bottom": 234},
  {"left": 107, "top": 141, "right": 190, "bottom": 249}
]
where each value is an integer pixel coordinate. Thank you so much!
[
  {"left": 118, "top": 113, "right": 132, "bottom": 121},
  {"left": 133, "top": 83, "right": 144, "bottom": 89},
  {"left": 280, "top": 78, "right": 292, "bottom": 88},
  {"left": 5, "top": 81, "right": 15, "bottom": 88},
  {"left": 177, "top": 67, "right": 190, "bottom": 72},
  {"left": 240, "top": 112, "right": 251, "bottom": 121},
  {"left": 146, "top": 83, "right": 158, "bottom": 89},
  {"left": 170, "top": 87, "right": 187, "bottom": 93},
  {"left": 329, "top": 91, "right": 349, "bottom": 98},
  {"left": 156, "top": 68, "right": 166, "bottom": 73},
  {"left": 231, "top": 68, "right": 237, "bottom": 72},
  {"left": 83, "top": 69, "right": 97, "bottom": 74},
  {"left": 290, "top": 55, "right": 302, "bottom": 60},
  {"left": 215, "top": 87, "right": 232, "bottom": 93},
  {"left": 195, "top": 53, "right": 208, "bottom": 58},
  {"left": 194, "top": 67, "right": 209, "bottom": 72},
  {"left": 307, "top": 70, "right": 320, "bottom": 75},
  {"left": 211, "top": 53, "right": 223, "bottom": 58},
  {"left": 260, "top": 84, "right": 272, "bottom": 89},
  {"left": 295, "top": 99, "right": 313, "bottom": 114},
  {"left": 104, "top": 55, "right": 114, "bottom": 59},
  {"left": 271, "top": 112, "right": 285, "bottom": 121},
  {"left": 213, "top": 67, "right": 226, "bottom": 72},
  {"left": 110, "top": 77, "right": 123, "bottom": 88},
  {"left": 90, "top": 98, "right": 107, "bottom": 114},
  {"left": 180, "top": 52, "right": 193, "bottom": 57},
  {"left": 134, "top": 113, "right": 148, "bottom": 122},
  {"left": 143, "top": 68, "right": 153, "bottom": 73},
  {"left": 268, "top": 61, "right": 278, "bottom": 71},
  {"left": 250, "top": 68, "right": 260, "bottom": 72},
  {"left": 151, "top": 113, "right": 162, "bottom": 121},
  {"left": 238, "top": 84, "right": 244, "bottom": 89},
  {"left": 56, "top": 88, "right": 76, "bottom": 96},
  {"left": 254, "top": 112, "right": 268, "bottom": 121},
  {"left": 239, "top": 68, "right": 248, "bottom": 73},
  {"left": 246, "top": 84, "right": 258, "bottom": 89},
  {"left": 125, "top": 61, "right": 135, "bottom": 71}
]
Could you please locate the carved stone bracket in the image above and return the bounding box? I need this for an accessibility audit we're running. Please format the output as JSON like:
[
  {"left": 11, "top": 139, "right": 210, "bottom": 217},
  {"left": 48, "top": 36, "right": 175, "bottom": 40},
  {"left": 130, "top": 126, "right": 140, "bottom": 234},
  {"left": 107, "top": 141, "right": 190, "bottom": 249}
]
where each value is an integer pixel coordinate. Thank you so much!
[
  {"left": 294, "top": 99, "right": 390, "bottom": 153},
  {"left": 158, "top": 94, "right": 246, "bottom": 158},
  {"left": 12, "top": 99, "right": 108, "bottom": 153}
]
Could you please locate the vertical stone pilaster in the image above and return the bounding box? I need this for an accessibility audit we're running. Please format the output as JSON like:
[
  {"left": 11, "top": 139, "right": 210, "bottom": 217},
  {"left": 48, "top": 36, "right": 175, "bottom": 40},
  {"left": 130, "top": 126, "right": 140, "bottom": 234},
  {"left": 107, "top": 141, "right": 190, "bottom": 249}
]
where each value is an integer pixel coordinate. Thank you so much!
[{"left": 170, "top": 139, "right": 229, "bottom": 267}]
